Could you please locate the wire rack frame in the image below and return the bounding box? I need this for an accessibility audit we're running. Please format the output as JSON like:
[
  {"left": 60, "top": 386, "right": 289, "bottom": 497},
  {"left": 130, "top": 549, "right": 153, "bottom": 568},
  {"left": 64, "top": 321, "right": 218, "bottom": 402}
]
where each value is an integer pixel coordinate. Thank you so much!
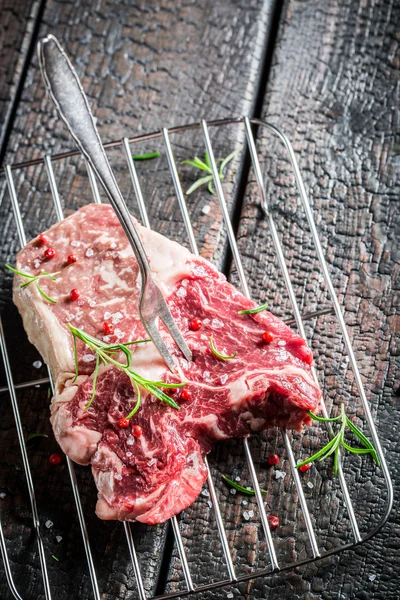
[{"left": 0, "top": 116, "right": 393, "bottom": 600}]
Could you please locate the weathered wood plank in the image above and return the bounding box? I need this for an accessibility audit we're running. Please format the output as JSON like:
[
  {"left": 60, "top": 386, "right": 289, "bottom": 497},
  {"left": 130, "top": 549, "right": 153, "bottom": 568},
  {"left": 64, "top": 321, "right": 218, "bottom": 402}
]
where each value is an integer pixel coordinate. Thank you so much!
[
  {"left": 0, "top": 0, "right": 42, "bottom": 154},
  {"left": 0, "top": 0, "right": 276, "bottom": 598},
  {"left": 203, "top": 0, "right": 398, "bottom": 598}
]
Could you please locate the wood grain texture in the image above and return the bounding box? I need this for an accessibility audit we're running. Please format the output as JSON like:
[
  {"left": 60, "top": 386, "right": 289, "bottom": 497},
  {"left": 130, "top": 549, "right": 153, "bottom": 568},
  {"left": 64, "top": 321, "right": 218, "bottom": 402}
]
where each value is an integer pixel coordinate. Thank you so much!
[
  {"left": 0, "top": 0, "right": 42, "bottom": 153},
  {"left": 224, "top": 0, "right": 398, "bottom": 598},
  {"left": 0, "top": 1, "right": 276, "bottom": 599}
]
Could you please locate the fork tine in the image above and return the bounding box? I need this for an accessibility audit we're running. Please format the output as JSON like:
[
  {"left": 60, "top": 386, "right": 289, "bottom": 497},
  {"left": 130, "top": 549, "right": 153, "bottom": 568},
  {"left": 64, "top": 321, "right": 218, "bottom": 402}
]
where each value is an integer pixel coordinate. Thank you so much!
[
  {"left": 143, "top": 319, "right": 177, "bottom": 372},
  {"left": 159, "top": 308, "right": 193, "bottom": 363}
]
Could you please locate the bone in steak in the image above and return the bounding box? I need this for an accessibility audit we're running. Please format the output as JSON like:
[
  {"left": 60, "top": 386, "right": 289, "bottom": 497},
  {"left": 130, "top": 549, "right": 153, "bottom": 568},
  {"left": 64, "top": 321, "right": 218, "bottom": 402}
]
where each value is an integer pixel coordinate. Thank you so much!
[{"left": 13, "top": 203, "right": 321, "bottom": 524}]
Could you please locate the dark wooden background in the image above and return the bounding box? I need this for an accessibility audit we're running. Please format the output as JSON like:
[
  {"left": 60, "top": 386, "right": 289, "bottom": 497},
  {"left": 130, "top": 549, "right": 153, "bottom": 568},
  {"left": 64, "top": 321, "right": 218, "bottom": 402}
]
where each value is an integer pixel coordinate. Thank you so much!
[{"left": 0, "top": 0, "right": 398, "bottom": 599}]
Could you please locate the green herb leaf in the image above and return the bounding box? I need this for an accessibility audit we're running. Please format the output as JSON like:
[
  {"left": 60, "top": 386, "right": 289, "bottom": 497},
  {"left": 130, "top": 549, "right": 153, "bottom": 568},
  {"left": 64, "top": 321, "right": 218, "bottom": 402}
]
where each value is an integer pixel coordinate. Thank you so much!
[
  {"left": 25, "top": 433, "right": 48, "bottom": 443},
  {"left": 132, "top": 151, "right": 160, "bottom": 161},
  {"left": 210, "top": 336, "right": 237, "bottom": 361},
  {"left": 52, "top": 555, "right": 59, "bottom": 562},
  {"left": 68, "top": 325, "right": 183, "bottom": 419},
  {"left": 5, "top": 264, "right": 59, "bottom": 303},
  {"left": 36, "top": 283, "right": 57, "bottom": 304},
  {"left": 218, "top": 147, "right": 242, "bottom": 178},
  {"left": 186, "top": 175, "right": 214, "bottom": 195},
  {"left": 221, "top": 475, "right": 267, "bottom": 496},
  {"left": 5, "top": 264, "right": 36, "bottom": 278},
  {"left": 238, "top": 302, "right": 269, "bottom": 315},
  {"left": 182, "top": 147, "right": 243, "bottom": 196},
  {"left": 297, "top": 404, "right": 379, "bottom": 475}
]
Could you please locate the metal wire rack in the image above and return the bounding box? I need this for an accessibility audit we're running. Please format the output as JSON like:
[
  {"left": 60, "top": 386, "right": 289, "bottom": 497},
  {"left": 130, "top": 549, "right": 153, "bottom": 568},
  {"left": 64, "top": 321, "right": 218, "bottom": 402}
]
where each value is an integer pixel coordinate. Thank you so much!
[{"left": 0, "top": 116, "right": 393, "bottom": 600}]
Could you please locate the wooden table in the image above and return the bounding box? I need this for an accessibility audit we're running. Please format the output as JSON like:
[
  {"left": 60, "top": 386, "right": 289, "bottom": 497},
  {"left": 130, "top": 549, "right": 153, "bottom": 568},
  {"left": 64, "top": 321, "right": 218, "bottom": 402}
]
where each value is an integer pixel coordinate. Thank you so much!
[{"left": 0, "top": 1, "right": 398, "bottom": 598}]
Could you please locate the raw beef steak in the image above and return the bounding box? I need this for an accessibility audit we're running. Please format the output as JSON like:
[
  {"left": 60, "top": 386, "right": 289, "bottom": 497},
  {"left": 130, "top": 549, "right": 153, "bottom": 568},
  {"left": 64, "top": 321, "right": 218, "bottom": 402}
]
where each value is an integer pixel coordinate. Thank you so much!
[{"left": 13, "top": 203, "right": 321, "bottom": 524}]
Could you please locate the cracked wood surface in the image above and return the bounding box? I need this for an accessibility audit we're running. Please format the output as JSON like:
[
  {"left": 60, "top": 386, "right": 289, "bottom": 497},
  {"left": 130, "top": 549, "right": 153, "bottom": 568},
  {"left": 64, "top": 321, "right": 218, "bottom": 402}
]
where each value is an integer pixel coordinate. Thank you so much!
[
  {"left": 0, "top": 0, "right": 398, "bottom": 599},
  {"left": 0, "top": 0, "right": 276, "bottom": 599}
]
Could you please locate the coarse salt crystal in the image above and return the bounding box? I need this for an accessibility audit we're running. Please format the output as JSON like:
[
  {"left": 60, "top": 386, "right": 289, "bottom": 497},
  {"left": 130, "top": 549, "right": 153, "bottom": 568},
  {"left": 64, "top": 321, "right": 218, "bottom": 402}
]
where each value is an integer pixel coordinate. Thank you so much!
[
  {"left": 243, "top": 511, "right": 250, "bottom": 521},
  {"left": 242, "top": 500, "right": 248, "bottom": 506},
  {"left": 23, "top": 265, "right": 31, "bottom": 271},
  {"left": 368, "top": 574, "right": 376, "bottom": 582},
  {"left": 193, "top": 265, "right": 206, "bottom": 277},
  {"left": 78, "top": 300, "right": 85, "bottom": 306},
  {"left": 114, "top": 473, "right": 122, "bottom": 481},
  {"left": 127, "top": 436, "right": 135, "bottom": 446},
  {"left": 71, "top": 240, "right": 80, "bottom": 247},
  {"left": 33, "top": 259, "right": 41, "bottom": 269},
  {"left": 307, "top": 482, "right": 314, "bottom": 489},
  {"left": 85, "top": 248, "right": 94, "bottom": 257},
  {"left": 181, "top": 279, "right": 189, "bottom": 287},
  {"left": 227, "top": 594, "right": 234, "bottom": 599},
  {"left": 275, "top": 470, "right": 286, "bottom": 480},
  {"left": 211, "top": 318, "right": 224, "bottom": 329},
  {"left": 104, "top": 311, "right": 112, "bottom": 320},
  {"left": 277, "top": 340, "right": 286, "bottom": 346},
  {"left": 126, "top": 452, "right": 132, "bottom": 457},
  {"left": 235, "top": 476, "right": 241, "bottom": 482},
  {"left": 112, "top": 314, "right": 122, "bottom": 325},
  {"left": 201, "top": 489, "right": 210, "bottom": 497},
  {"left": 116, "top": 331, "right": 125, "bottom": 339},
  {"left": 45, "top": 520, "right": 53, "bottom": 529},
  {"left": 82, "top": 354, "right": 95, "bottom": 363},
  {"left": 220, "top": 374, "right": 228, "bottom": 385},
  {"left": 103, "top": 336, "right": 111, "bottom": 343},
  {"left": 109, "top": 242, "right": 117, "bottom": 250},
  {"left": 35, "top": 385, "right": 40, "bottom": 388},
  {"left": 148, "top": 458, "right": 157, "bottom": 467},
  {"left": 203, "top": 318, "right": 210, "bottom": 325},
  {"left": 201, "top": 204, "right": 211, "bottom": 215},
  {"left": 207, "top": 500, "right": 212, "bottom": 509},
  {"left": 248, "top": 510, "right": 254, "bottom": 518},
  {"left": 230, "top": 488, "right": 236, "bottom": 495},
  {"left": 89, "top": 300, "right": 97, "bottom": 307},
  {"left": 33, "top": 360, "right": 42, "bottom": 369},
  {"left": 176, "top": 287, "right": 187, "bottom": 298},
  {"left": 56, "top": 536, "right": 63, "bottom": 543},
  {"left": 0, "top": 493, "right": 6, "bottom": 499},
  {"left": 203, "top": 371, "right": 211, "bottom": 381}
]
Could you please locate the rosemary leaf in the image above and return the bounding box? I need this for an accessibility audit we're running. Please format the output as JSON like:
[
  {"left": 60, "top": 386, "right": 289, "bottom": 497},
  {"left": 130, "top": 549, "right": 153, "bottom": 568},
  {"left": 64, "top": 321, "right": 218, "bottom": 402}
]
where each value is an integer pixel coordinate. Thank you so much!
[
  {"left": 221, "top": 475, "right": 267, "bottom": 496},
  {"left": 298, "top": 404, "right": 380, "bottom": 475},
  {"left": 36, "top": 283, "right": 57, "bottom": 304},
  {"left": 238, "top": 302, "right": 269, "bottom": 315},
  {"left": 25, "top": 433, "right": 48, "bottom": 443},
  {"left": 132, "top": 151, "right": 160, "bottom": 161},
  {"left": 218, "top": 147, "right": 242, "bottom": 178},
  {"left": 186, "top": 175, "right": 213, "bottom": 195},
  {"left": 210, "top": 336, "right": 237, "bottom": 361}
]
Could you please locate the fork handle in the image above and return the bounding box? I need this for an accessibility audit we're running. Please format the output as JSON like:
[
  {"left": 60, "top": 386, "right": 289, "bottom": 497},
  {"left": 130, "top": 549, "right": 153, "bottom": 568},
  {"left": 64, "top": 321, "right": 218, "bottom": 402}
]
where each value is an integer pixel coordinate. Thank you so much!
[{"left": 38, "top": 35, "right": 151, "bottom": 287}]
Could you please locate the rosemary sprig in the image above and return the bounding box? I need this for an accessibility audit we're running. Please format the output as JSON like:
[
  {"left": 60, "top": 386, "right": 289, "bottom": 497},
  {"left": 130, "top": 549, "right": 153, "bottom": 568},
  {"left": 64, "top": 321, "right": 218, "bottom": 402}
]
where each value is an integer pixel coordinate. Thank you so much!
[
  {"left": 25, "top": 433, "right": 48, "bottom": 444},
  {"left": 209, "top": 336, "right": 238, "bottom": 361},
  {"left": 132, "top": 151, "right": 160, "bottom": 161},
  {"left": 5, "top": 264, "right": 60, "bottom": 304},
  {"left": 238, "top": 302, "right": 269, "bottom": 315},
  {"left": 297, "top": 404, "right": 380, "bottom": 476},
  {"left": 68, "top": 325, "right": 185, "bottom": 416},
  {"left": 182, "top": 147, "right": 243, "bottom": 195},
  {"left": 222, "top": 475, "right": 267, "bottom": 496}
]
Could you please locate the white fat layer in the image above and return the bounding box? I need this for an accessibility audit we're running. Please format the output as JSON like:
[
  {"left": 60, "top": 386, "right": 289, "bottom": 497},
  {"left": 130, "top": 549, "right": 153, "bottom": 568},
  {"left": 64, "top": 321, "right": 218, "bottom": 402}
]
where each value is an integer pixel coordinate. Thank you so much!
[
  {"left": 13, "top": 278, "right": 75, "bottom": 378},
  {"left": 98, "top": 260, "right": 136, "bottom": 292}
]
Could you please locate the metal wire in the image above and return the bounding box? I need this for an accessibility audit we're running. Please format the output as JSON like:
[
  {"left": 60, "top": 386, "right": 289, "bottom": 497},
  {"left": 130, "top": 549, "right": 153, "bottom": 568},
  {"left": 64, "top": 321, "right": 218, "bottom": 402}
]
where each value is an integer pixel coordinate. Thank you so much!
[{"left": 0, "top": 118, "right": 393, "bottom": 600}]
